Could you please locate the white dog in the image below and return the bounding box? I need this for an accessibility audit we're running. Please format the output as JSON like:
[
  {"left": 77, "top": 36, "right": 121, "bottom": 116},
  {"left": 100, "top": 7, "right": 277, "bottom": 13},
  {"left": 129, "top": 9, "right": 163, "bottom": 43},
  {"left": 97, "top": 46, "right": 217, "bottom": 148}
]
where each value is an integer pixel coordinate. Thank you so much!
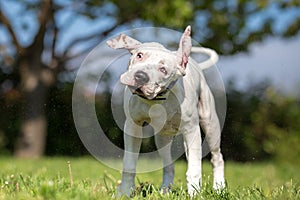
[{"left": 107, "top": 26, "right": 225, "bottom": 196}]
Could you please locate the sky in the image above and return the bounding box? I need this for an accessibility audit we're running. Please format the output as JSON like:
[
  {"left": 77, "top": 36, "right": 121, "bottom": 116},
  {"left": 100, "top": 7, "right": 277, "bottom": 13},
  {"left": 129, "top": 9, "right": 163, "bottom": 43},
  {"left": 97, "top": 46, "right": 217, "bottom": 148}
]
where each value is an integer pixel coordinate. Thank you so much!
[{"left": 218, "top": 34, "right": 300, "bottom": 96}]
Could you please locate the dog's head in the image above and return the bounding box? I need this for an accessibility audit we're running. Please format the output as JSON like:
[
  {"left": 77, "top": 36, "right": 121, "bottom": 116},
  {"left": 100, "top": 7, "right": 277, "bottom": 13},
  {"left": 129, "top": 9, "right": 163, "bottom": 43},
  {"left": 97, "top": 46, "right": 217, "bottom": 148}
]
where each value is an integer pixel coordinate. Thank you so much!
[{"left": 106, "top": 26, "right": 192, "bottom": 100}]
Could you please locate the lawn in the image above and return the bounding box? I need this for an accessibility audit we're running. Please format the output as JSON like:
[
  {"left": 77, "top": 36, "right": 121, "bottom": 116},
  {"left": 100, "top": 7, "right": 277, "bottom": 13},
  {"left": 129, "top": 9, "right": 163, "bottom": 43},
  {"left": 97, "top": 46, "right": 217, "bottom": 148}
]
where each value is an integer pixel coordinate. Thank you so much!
[{"left": 0, "top": 156, "right": 299, "bottom": 199}]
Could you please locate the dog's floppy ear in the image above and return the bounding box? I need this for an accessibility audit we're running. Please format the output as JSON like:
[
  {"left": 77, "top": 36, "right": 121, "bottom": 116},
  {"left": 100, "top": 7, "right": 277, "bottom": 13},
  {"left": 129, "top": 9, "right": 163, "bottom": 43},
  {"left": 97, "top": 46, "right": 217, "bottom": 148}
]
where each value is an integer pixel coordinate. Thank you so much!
[
  {"left": 176, "top": 26, "right": 192, "bottom": 71},
  {"left": 106, "top": 34, "right": 141, "bottom": 53}
]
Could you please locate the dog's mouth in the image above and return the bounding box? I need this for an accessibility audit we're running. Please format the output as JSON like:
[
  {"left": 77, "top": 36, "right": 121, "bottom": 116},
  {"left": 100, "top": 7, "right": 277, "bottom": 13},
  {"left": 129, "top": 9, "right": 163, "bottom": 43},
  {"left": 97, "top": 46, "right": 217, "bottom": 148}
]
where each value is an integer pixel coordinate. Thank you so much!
[
  {"left": 128, "top": 85, "right": 162, "bottom": 100},
  {"left": 128, "top": 86, "right": 143, "bottom": 96},
  {"left": 127, "top": 80, "right": 177, "bottom": 100}
]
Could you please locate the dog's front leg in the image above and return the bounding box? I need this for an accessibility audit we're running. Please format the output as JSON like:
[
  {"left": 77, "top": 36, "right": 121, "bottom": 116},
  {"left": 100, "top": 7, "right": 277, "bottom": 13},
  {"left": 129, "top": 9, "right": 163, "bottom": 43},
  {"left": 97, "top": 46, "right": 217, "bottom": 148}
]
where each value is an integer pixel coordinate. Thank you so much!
[
  {"left": 119, "top": 119, "right": 142, "bottom": 197},
  {"left": 155, "top": 134, "right": 174, "bottom": 192}
]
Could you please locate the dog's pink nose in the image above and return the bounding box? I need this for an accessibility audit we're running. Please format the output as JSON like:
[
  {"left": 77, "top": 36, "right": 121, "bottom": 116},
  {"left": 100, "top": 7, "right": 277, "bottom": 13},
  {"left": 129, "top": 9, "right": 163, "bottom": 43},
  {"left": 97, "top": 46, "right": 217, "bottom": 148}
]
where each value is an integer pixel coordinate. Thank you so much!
[{"left": 134, "top": 71, "right": 149, "bottom": 85}]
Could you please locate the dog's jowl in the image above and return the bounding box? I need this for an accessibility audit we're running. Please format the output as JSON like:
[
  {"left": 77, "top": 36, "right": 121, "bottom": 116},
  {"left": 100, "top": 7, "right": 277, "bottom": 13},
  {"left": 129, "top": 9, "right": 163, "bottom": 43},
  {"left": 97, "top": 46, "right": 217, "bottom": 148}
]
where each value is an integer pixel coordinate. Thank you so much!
[{"left": 106, "top": 26, "right": 225, "bottom": 197}]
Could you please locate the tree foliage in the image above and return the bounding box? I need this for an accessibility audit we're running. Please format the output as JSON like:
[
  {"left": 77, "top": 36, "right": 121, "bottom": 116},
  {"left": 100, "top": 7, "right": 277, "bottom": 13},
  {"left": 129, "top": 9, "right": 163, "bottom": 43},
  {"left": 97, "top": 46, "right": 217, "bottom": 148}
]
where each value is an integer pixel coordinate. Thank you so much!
[
  {"left": 222, "top": 80, "right": 300, "bottom": 164},
  {"left": 109, "top": 0, "right": 300, "bottom": 54}
]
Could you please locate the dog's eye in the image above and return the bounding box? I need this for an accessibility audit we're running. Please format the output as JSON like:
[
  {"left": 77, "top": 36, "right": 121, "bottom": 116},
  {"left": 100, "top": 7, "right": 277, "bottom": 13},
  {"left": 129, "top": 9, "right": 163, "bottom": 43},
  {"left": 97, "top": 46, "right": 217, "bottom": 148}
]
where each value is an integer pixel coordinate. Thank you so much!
[
  {"left": 159, "top": 67, "right": 168, "bottom": 75},
  {"left": 136, "top": 52, "right": 143, "bottom": 60}
]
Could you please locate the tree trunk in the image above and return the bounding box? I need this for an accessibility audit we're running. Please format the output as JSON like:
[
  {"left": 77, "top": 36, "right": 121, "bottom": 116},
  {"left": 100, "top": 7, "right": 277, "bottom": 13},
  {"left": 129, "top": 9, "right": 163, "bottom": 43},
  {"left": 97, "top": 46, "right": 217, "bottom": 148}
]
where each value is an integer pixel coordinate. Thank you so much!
[
  {"left": 15, "top": 115, "right": 47, "bottom": 158},
  {"left": 14, "top": 57, "right": 49, "bottom": 158}
]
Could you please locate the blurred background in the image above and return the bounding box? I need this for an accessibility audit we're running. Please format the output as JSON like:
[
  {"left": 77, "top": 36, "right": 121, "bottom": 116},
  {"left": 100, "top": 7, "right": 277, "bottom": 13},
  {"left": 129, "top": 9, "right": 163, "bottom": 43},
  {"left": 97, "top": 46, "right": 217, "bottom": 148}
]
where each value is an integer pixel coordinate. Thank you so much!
[{"left": 0, "top": 0, "right": 299, "bottom": 167}]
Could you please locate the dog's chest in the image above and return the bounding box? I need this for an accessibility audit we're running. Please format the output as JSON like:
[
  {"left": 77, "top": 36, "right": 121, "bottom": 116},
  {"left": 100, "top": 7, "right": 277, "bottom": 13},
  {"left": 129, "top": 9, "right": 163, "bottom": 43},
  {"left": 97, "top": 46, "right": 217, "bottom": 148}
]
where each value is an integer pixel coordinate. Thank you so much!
[
  {"left": 159, "top": 111, "right": 181, "bottom": 135},
  {"left": 146, "top": 104, "right": 182, "bottom": 136},
  {"left": 129, "top": 90, "right": 189, "bottom": 135}
]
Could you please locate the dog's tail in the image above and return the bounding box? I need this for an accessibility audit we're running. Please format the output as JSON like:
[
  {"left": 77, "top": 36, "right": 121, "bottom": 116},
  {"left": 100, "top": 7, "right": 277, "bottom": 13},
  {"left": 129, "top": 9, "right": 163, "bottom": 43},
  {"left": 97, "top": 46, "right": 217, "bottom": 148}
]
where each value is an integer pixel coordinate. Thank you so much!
[{"left": 191, "top": 47, "right": 219, "bottom": 70}]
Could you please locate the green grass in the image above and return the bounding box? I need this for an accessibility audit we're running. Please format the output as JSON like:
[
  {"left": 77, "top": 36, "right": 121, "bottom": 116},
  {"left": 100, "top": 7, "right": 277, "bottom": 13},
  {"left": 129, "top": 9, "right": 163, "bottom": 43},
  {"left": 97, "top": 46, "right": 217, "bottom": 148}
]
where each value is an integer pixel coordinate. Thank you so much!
[{"left": 0, "top": 156, "right": 299, "bottom": 199}]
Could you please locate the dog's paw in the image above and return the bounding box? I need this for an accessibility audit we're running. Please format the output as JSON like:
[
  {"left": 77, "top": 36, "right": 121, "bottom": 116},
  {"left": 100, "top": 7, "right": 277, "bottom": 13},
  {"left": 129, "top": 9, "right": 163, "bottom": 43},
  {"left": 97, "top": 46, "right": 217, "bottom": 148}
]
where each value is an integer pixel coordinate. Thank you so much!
[
  {"left": 213, "top": 178, "right": 226, "bottom": 193},
  {"left": 117, "top": 181, "right": 134, "bottom": 197},
  {"left": 160, "top": 185, "right": 172, "bottom": 194}
]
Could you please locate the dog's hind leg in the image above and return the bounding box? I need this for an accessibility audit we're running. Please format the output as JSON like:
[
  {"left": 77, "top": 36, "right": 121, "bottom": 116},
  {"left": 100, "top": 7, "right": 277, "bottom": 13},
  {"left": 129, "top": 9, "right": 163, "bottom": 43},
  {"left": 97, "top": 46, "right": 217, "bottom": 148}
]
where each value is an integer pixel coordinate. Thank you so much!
[
  {"left": 198, "top": 78, "right": 225, "bottom": 190},
  {"left": 155, "top": 134, "right": 174, "bottom": 193}
]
